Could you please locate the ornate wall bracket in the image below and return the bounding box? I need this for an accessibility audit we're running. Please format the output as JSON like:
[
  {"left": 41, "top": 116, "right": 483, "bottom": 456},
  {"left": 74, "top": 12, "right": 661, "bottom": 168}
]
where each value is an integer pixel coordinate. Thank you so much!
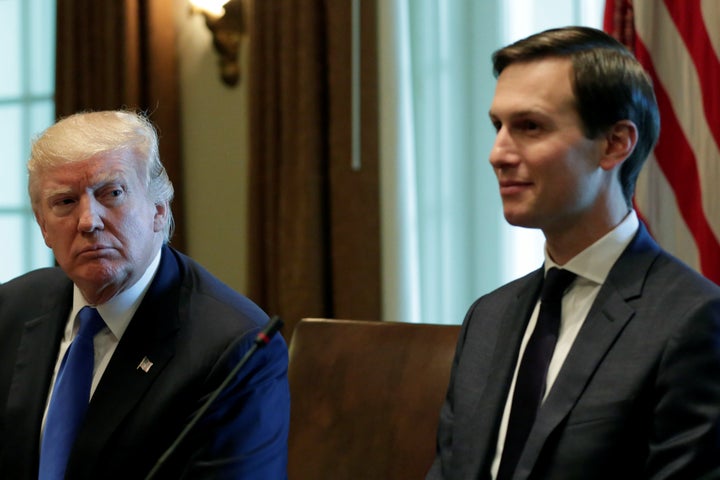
[{"left": 191, "top": 0, "right": 246, "bottom": 87}]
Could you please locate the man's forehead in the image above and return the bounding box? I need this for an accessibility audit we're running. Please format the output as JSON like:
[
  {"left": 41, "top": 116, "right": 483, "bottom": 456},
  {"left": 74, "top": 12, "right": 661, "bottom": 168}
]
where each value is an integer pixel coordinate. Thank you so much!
[
  {"left": 40, "top": 155, "right": 139, "bottom": 188},
  {"left": 490, "top": 58, "right": 576, "bottom": 114},
  {"left": 495, "top": 57, "right": 573, "bottom": 89}
]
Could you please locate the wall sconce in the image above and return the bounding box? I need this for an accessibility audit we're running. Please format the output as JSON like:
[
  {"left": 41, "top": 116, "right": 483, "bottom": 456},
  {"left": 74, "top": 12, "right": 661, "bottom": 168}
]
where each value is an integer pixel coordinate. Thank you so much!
[{"left": 189, "top": 0, "right": 246, "bottom": 87}]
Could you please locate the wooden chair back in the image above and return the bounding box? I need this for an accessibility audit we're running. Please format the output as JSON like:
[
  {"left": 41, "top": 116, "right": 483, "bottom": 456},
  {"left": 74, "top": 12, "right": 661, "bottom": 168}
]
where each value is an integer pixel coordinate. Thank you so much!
[{"left": 287, "top": 318, "right": 461, "bottom": 479}]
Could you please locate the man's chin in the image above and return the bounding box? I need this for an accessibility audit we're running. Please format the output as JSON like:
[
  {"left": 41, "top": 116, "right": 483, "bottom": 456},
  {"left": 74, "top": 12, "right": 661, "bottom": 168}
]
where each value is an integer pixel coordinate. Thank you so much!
[
  {"left": 503, "top": 211, "right": 540, "bottom": 229},
  {"left": 71, "top": 263, "right": 126, "bottom": 295}
]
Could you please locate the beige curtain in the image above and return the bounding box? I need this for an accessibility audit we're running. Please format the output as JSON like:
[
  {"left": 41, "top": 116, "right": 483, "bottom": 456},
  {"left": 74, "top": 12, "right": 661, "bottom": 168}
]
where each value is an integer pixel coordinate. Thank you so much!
[
  {"left": 55, "top": 0, "right": 186, "bottom": 251},
  {"left": 247, "top": 0, "right": 381, "bottom": 340}
]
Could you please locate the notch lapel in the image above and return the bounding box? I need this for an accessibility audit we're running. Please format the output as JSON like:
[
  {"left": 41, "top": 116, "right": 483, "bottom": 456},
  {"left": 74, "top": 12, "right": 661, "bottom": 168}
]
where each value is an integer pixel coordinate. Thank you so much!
[{"left": 459, "top": 269, "right": 544, "bottom": 479}]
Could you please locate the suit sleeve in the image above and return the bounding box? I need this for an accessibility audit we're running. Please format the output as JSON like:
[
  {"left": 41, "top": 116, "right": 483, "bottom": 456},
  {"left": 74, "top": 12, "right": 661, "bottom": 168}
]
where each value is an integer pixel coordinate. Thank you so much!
[
  {"left": 177, "top": 333, "right": 290, "bottom": 480},
  {"left": 426, "top": 304, "right": 475, "bottom": 480},
  {"left": 426, "top": 346, "right": 461, "bottom": 480},
  {"left": 646, "top": 298, "right": 720, "bottom": 479}
]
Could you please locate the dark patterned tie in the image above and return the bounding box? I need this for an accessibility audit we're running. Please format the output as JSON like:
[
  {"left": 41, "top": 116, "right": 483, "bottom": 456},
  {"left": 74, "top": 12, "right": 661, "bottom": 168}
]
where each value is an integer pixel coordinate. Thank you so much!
[
  {"left": 497, "top": 268, "right": 576, "bottom": 480},
  {"left": 39, "top": 306, "right": 105, "bottom": 480}
]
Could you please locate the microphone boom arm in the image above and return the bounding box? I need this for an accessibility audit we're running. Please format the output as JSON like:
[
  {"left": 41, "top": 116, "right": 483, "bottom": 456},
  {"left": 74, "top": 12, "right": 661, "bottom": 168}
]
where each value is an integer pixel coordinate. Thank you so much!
[{"left": 145, "top": 315, "right": 284, "bottom": 480}]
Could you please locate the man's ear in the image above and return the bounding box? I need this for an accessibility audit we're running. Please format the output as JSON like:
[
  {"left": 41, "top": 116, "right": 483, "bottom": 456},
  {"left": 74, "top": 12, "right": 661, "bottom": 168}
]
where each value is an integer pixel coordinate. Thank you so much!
[
  {"left": 153, "top": 202, "right": 168, "bottom": 233},
  {"left": 600, "top": 120, "right": 638, "bottom": 171}
]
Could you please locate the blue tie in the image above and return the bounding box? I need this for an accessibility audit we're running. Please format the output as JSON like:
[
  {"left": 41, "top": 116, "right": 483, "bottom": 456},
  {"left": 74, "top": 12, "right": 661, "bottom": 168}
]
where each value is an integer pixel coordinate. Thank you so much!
[{"left": 39, "top": 306, "right": 106, "bottom": 480}]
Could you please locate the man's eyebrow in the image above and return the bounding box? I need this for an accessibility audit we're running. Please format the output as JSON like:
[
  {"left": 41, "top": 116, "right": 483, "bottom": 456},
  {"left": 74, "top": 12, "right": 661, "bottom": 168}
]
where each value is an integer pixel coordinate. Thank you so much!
[
  {"left": 489, "top": 108, "right": 548, "bottom": 119},
  {"left": 45, "top": 187, "right": 74, "bottom": 199},
  {"left": 94, "top": 168, "right": 127, "bottom": 184}
]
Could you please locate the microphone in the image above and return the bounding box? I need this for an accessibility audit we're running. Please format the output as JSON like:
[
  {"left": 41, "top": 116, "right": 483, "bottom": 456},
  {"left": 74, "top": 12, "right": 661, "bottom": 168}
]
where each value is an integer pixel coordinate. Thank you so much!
[{"left": 144, "top": 315, "right": 284, "bottom": 480}]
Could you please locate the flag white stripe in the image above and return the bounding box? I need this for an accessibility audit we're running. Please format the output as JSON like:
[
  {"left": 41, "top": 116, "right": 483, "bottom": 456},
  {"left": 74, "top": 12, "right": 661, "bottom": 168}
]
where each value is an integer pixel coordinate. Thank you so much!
[
  {"left": 635, "top": 153, "right": 701, "bottom": 268},
  {"left": 701, "top": 0, "right": 720, "bottom": 61}
]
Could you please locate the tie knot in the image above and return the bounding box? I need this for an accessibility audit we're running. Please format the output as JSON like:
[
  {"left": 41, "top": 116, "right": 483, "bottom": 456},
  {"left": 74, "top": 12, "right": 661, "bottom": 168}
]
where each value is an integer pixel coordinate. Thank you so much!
[
  {"left": 76, "top": 306, "right": 106, "bottom": 340},
  {"left": 541, "top": 268, "right": 576, "bottom": 303}
]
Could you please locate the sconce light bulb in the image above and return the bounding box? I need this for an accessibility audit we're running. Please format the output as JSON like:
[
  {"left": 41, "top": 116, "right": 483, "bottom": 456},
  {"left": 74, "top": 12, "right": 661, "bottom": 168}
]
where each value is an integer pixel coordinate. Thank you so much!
[{"left": 189, "top": 0, "right": 228, "bottom": 17}]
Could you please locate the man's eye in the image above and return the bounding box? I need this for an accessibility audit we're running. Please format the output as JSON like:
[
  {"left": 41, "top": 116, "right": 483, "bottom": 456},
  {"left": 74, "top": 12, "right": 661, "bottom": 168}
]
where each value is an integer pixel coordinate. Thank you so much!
[
  {"left": 50, "top": 198, "right": 75, "bottom": 215},
  {"left": 100, "top": 188, "right": 124, "bottom": 200},
  {"left": 519, "top": 120, "right": 539, "bottom": 131}
]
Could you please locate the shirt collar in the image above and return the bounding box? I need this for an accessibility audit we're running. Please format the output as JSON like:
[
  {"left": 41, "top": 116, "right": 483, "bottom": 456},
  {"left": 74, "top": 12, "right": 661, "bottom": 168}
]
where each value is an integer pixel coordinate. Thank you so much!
[
  {"left": 70, "top": 248, "right": 163, "bottom": 340},
  {"left": 544, "top": 210, "right": 639, "bottom": 285}
]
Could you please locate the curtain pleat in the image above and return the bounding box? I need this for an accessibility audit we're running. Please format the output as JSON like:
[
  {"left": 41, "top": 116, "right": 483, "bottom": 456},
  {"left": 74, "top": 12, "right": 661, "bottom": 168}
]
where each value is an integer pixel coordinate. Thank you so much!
[
  {"left": 54, "top": 0, "right": 186, "bottom": 251},
  {"left": 247, "top": 0, "right": 381, "bottom": 340}
]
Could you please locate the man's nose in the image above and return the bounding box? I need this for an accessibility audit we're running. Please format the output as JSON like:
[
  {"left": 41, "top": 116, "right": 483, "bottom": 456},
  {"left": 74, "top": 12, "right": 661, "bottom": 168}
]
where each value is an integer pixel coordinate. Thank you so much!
[
  {"left": 489, "top": 127, "right": 519, "bottom": 170},
  {"left": 77, "top": 196, "right": 104, "bottom": 233}
]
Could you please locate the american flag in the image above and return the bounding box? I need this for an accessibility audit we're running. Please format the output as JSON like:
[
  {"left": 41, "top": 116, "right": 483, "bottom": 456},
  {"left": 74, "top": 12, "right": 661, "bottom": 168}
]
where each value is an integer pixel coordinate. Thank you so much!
[{"left": 604, "top": 0, "right": 720, "bottom": 284}]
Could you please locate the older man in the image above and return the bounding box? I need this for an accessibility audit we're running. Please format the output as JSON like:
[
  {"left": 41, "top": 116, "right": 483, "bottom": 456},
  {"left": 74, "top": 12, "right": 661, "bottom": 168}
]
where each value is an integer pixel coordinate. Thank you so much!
[{"left": 0, "top": 110, "right": 289, "bottom": 479}]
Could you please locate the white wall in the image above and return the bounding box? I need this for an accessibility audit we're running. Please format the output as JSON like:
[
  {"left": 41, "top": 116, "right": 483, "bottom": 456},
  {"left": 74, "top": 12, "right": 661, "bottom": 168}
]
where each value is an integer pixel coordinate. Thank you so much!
[{"left": 173, "top": 0, "right": 250, "bottom": 293}]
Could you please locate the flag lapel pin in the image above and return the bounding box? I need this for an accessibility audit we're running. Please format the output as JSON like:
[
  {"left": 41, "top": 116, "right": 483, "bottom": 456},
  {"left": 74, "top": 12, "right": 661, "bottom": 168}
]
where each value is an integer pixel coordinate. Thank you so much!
[{"left": 137, "top": 356, "right": 154, "bottom": 373}]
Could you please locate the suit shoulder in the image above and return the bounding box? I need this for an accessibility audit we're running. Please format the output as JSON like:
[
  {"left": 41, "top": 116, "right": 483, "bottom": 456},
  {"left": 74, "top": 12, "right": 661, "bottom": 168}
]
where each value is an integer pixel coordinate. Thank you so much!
[
  {"left": 0, "top": 268, "right": 70, "bottom": 307},
  {"left": 650, "top": 250, "right": 720, "bottom": 299},
  {"left": 475, "top": 268, "right": 542, "bottom": 303},
  {"left": 462, "top": 268, "right": 542, "bottom": 321},
  {"left": 170, "top": 248, "right": 269, "bottom": 332},
  {"left": 1, "top": 267, "right": 68, "bottom": 291}
]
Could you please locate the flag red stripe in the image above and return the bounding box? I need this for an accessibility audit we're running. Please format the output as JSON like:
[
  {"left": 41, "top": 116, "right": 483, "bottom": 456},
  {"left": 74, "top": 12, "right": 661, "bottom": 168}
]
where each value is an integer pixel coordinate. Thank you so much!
[
  {"left": 662, "top": 0, "right": 720, "bottom": 152},
  {"left": 603, "top": 0, "right": 634, "bottom": 48},
  {"left": 602, "top": 0, "right": 615, "bottom": 31},
  {"left": 635, "top": 39, "right": 720, "bottom": 283}
]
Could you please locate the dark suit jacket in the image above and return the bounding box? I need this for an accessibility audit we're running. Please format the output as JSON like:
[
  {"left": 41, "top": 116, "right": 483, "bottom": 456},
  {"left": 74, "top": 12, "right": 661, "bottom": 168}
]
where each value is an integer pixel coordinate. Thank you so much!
[
  {"left": 427, "top": 225, "right": 720, "bottom": 479},
  {"left": 0, "top": 245, "right": 289, "bottom": 479}
]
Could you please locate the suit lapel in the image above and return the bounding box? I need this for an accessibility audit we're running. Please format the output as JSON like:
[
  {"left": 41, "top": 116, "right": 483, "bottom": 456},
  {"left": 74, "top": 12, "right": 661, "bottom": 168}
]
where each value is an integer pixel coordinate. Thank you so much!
[
  {"left": 515, "top": 226, "right": 660, "bottom": 478},
  {"left": 460, "top": 269, "right": 544, "bottom": 479},
  {"left": 68, "top": 246, "right": 182, "bottom": 473},
  {"left": 0, "top": 283, "right": 72, "bottom": 478}
]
